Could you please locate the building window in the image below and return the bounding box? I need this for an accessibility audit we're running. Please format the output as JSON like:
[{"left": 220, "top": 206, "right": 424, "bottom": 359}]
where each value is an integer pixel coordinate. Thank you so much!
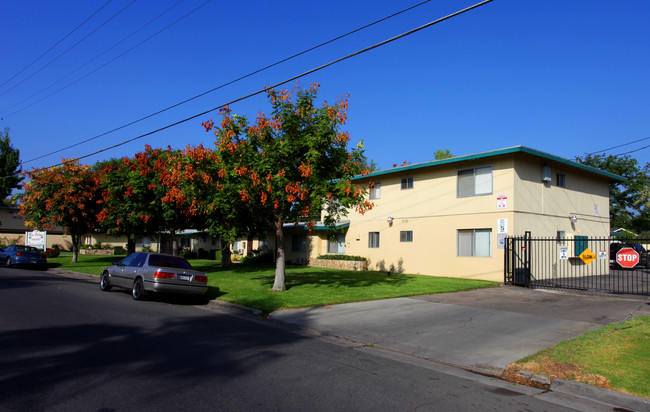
[
  {"left": 556, "top": 173, "right": 566, "bottom": 187},
  {"left": 457, "top": 166, "right": 493, "bottom": 197},
  {"left": 574, "top": 235, "right": 588, "bottom": 256},
  {"left": 291, "top": 234, "right": 307, "bottom": 253},
  {"left": 556, "top": 231, "right": 566, "bottom": 244},
  {"left": 457, "top": 229, "right": 492, "bottom": 257},
  {"left": 400, "top": 231, "right": 413, "bottom": 242},
  {"left": 368, "top": 232, "right": 380, "bottom": 248},
  {"left": 369, "top": 182, "right": 381, "bottom": 200},
  {"left": 401, "top": 177, "right": 414, "bottom": 190},
  {"left": 327, "top": 233, "right": 346, "bottom": 254}
]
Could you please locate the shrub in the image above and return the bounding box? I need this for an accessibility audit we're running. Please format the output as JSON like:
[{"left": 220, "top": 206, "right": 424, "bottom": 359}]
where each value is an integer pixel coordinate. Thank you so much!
[
  {"left": 316, "top": 255, "right": 366, "bottom": 261},
  {"left": 113, "top": 246, "right": 127, "bottom": 255},
  {"left": 241, "top": 251, "right": 273, "bottom": 264},
  {"left": 45, "top": 248, "right": 60, "bottom": 258}
]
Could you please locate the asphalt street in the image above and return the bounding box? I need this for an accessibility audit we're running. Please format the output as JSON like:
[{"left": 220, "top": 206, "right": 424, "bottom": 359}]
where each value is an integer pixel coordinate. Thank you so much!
[{"left": 1, "top": 267, "right": 648, "bottom": 411}]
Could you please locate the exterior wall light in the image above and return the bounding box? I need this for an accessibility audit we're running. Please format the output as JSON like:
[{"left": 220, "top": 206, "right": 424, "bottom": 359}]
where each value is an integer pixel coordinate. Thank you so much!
[
  {"left": 570, "top": 214, "right": 578, "bottom": 223},
  {"left": 387, "top": 216, "right": 394, "bottom": 223}
]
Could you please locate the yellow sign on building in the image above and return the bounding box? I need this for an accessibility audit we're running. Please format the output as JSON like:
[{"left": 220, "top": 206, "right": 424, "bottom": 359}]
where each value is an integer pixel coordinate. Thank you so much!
[{"left": 579, "top": 248, "right": 596, "bottom": 265}]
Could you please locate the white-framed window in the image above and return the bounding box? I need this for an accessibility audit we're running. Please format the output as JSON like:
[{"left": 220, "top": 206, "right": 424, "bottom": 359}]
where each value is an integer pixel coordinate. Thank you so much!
[
  {"left": 457, "top": 229, "right": 492, "bottom": 257},
  {"left": 369, "top": 182, "right": 381, "bottom": 200},
  {"left": 556, "top": 173, "right": 566, "bottom": 187},
  {"left": 327, "top": 233, "right": 346, "bottom": 254},
  {"left": 457, "top": 166, "right": 493, "bottom": 197},
  {"left": 368, "top": 232, "right": 380, "bottom": 248},
  {"left": 401, "top": 177, "right": 414, "bottom": 190},
  {"left": 400, "top": 231, "right": 413, "bottom": 242},
  {"left": 291, "top": 234, "right": 307, "bottom": 253}
]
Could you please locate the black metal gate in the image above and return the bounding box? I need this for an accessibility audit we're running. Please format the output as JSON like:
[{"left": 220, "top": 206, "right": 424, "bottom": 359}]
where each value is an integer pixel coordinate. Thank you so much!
[{"left": 504, "top": 235, "right": 650, "bottom": 296}]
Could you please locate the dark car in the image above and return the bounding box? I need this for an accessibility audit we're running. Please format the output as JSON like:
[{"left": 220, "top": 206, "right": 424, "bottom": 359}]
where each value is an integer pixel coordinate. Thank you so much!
[
  {"left": 609, "top": 242, "right": 649, "bottom": 269},
  {"left": 0, "top": 245, "right": 48, "bottom": 270},
  {"left": 100, "top": 252, "right": 208, "bottom": 300}
]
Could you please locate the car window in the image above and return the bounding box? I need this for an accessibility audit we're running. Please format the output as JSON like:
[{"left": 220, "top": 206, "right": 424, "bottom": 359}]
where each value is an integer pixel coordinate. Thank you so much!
[
  {"left": 119, "top": 254, "right": 137, "bottom": 266},
  {"left": 131, "top": 253, "right": 147, "bottom": 267},
  {"left": 147, "top": 254, "right": 193, "bottom": 270}
]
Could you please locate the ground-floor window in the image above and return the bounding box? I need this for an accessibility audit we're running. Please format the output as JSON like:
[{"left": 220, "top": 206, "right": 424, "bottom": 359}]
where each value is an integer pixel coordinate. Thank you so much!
[
  {"left": 327, "top": 233, "right": 346, "bottom": 253},
  {"left": 368, "top": 232, "right": 380, "bottom": 248},
  {"left": 291, "top": 234, "right": 307, "bottom": 253},
  {"left": 457, "top": 229, "right": 492, "bottom": 257}
]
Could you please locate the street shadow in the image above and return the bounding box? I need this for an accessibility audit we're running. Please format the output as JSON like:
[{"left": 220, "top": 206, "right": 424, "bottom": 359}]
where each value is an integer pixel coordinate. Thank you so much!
[{"left": 0, "top": 311, "right": 308, "bottom": 406}]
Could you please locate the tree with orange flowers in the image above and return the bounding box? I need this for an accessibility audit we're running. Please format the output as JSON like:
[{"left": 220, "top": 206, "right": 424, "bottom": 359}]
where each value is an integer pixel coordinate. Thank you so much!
[
  {"left": 95, "top": 146, "right": 193, "bottom": 254},
  {"left": 203, "top": 84, "right": 372, "bottom": 291},
  {"left": 19, "top": 160, "right": 102, "bottom": 262}
]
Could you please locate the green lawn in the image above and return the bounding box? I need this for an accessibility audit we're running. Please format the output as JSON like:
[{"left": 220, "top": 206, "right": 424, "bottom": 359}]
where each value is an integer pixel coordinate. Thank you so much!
[
  {"left": 506, "top": 316, "right": 650, "bottom": 398},
  {"left": 49, "top": 252, "right": 499, "bottom": 313}
]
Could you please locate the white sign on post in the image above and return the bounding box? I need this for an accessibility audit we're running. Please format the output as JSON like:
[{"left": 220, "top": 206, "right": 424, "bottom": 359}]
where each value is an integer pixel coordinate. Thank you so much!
[
  {"left": 559, "top": 246, "right": 569, "bottom": 260},
  {"left": 26, "top": 230, "right": 46, "bottom": 250},
  {"left": 497, "top": 218, "right": 508, "bottom": 234},
  {"left": 497, "top": 194, "right": 508, "bottom": 209}
]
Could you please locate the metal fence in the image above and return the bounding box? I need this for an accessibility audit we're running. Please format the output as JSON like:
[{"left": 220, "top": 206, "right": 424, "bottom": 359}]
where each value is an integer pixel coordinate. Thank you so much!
[{"left": 504, "top": 235, "right": 650, "bottom": 296}]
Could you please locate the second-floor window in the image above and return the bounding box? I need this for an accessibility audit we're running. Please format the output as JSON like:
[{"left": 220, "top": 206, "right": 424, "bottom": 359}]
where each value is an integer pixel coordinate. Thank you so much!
[
  {"left": 369, "top": 182, "right": 381, "bottom": 200},
  {"left": 457, "top": 165, "right": 492, "bottom": 197},
  {"left": 401, "top": 177, "right": 414, "bottom": 190},
  {"left": 556, "top": 173, "right": 566, "bottom": 187}
]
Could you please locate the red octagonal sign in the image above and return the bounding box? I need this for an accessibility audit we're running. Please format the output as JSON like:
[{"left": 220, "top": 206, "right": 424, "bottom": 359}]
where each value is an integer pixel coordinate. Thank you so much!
[{"left": 616, "top": 247, "right": 640, "bottom": 268}]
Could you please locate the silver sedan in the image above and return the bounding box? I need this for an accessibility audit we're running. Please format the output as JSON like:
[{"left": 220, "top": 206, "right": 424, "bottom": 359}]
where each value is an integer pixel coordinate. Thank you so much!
[{"left": 100, "top": 252, "right": 208, "bottom": 300}]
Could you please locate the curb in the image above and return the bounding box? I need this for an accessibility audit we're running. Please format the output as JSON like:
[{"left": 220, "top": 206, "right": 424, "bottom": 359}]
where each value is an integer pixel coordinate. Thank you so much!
[
  {"left": 550, "top": 379, "right": 648, "bottom": 412},
  {"left": 207, "top": 299, "right": 263, "bottom": 317}
]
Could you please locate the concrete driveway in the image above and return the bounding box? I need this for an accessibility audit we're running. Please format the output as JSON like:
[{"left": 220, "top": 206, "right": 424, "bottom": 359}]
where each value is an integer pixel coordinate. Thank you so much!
[{"left": 269, "top": 286, "right": 650, "bottom": 373}]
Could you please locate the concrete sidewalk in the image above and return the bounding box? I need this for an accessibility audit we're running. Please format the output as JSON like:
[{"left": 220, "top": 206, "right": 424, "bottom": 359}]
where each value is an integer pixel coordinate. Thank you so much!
[{"left": 269, "top": 286, "right": 649, "bottom": 373}]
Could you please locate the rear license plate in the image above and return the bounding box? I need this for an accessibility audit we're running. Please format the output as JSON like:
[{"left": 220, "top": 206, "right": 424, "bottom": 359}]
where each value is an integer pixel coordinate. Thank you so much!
[
  {"left": 178, "top": 275, "right": 191, "bottom": 281},
  {"left": 30, "top": 259, "right": 38, "bottom": 264}
]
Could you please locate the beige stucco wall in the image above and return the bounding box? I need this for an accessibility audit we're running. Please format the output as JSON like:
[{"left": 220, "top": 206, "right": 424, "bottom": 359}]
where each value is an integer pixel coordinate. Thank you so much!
[{"left": 329, "top": 153, "right": 613, "bottom": 282}]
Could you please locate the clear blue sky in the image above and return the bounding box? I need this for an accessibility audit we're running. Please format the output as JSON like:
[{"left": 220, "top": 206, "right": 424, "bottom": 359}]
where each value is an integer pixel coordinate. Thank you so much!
[{"left": 1, "top": 0, "right": 649, "bottom": 175}]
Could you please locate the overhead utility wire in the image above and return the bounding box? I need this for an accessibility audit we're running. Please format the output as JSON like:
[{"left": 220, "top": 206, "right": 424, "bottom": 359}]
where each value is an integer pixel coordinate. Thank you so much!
[
  {"left": 585, "top": 136, "right": 650, "bottom": 156},
  {"left": 0, "top": 0, "right": 138, "bottom": 99},
  {"left": 2, "top": 0, "right": 186, "bottom": 116},
  {"left": 21, "top": 0, "right": 431, "bottom": 164},
  {"left": 4, "top": 0, "right": 213, "bottom": 121},
  {"left": 24, "top": 0, "right": 495, "bottom": 174},
  {"left": 0, "top": 0, "right": 113, "bottom": 90},
  {"left": 614, "top": 143, "right": 650, "bottom": 157}
]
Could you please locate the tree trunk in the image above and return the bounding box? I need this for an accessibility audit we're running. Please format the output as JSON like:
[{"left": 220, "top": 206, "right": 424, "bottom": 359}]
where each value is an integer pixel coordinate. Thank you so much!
[
  {"left": 220, "top": 239, "right": 232, "bottom": 266},
  {"left": 127, "top": 237, "right": 136, "bottom": 254},
  {"left": 170, "top": 228, "right": 178, "bottom": 256},
  {"left": 272, "top": 218, "right": 286, "bottom": 291},
  {"left": 71, "top": 234, "right": 80, "bottom": 263}
]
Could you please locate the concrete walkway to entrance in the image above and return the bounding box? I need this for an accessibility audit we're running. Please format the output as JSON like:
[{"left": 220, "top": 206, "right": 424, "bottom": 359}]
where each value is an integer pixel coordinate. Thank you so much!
[{"left": 269, "top": 286, "right": 650, "bottom": 373}]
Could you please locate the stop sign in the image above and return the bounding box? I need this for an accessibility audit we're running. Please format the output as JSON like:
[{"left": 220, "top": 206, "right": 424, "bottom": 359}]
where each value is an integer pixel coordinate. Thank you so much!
[{"left": 616, "top": 247, "right": 640, "bottom": 268}]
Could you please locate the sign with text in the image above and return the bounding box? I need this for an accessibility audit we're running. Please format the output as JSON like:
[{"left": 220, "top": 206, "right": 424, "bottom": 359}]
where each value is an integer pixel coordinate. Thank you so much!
[{"left": 26, "top": 230, "right": 46, "bottom": 250}]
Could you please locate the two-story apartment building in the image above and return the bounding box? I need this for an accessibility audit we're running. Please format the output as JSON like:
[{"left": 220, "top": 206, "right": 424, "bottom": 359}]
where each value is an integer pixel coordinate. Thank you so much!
[{"left": 282, "top": 146, "right": 622, "bottom": 282}]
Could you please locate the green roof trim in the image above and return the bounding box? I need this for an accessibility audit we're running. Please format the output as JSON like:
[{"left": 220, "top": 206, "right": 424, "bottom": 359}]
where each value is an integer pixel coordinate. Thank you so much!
[
  {"left": 354, "top": 146, "right": 625, "bottom": 182},
  {"left": 314, "top": 222, "right": 350, "bottom": 231}
]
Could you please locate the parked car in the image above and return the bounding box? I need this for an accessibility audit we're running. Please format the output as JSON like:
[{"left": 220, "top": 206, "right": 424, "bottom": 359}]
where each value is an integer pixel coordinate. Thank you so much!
[
  {"left": 609, "top": 242, "right": 649, "bottom": 268},
  {"left": 0, "top": 245, "right": 48, "bottom": 270},
  {"left": 100, "top": 252, "right": 208, "bottom": 300}
]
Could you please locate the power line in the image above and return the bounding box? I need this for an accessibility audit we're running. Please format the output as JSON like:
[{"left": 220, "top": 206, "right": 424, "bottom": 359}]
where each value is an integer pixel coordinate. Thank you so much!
[
  {"left": 20, "top": 0, "right": 433, "bottom": 165},
  {"left": 0, "top": 0, "right": 138, "bottom": 99},
  {"left": 614, "top": 143, "right": 650, "bottom": 157},
  {"left": 0, "top": 0, "right": 113, "bottom": 90},
  {"left": 585, "top": 136, "right": 650, "bottom": 156},
  {"left": 1, "top": 0, "right": 187, "bottom": 116},
  {"left": 23, "top": 0, "right": 494, "bottom": 174}
]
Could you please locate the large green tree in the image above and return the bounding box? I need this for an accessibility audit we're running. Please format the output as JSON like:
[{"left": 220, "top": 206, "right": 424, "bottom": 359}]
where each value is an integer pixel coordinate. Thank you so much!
[
  {"left": 19, "top": 160, "right": 101, "bottom": 262},
  {"left": 201, "top": 84, "right": 373, "bottom": 290},
  {"left": 0, "top": 128, "right": 23, "bottom": 199},
  {"left": 578, "top": 153, "right": 650, "bottom": 230}
]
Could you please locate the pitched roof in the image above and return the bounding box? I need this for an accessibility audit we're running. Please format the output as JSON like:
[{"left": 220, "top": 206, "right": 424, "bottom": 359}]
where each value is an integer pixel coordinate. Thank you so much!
[{"left": 355, "top": 146, "right": 625, "bottom": 182}]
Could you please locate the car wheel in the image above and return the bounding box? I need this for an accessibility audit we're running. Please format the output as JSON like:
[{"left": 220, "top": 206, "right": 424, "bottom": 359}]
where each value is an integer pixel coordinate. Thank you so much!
[
  {"left": 5, "top": 257, "right": 11, "bottom": 267},
  {"left": 100, "top": 272, "right": 112, "bottom": 291},
  {"left": 132, "top": 278, "right": 145, "bottom": 300}
]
